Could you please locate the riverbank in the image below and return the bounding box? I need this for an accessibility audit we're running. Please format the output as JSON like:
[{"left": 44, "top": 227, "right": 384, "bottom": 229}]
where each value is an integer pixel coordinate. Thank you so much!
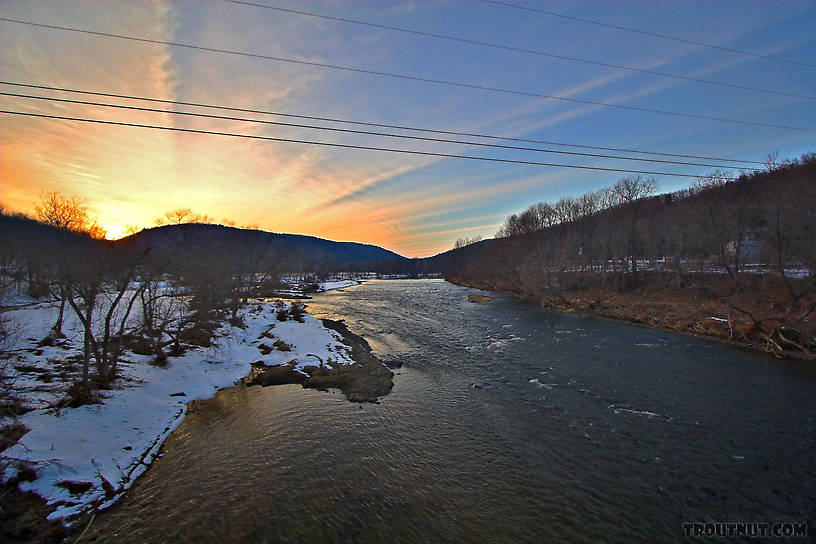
[
  {"left": 448, "top": 273, "right": 815, "bottom": 361},
  {"left": 243, "top": 317, "right": 393, "bottom": 402},
  {"left": 1, "top": 287, "right": 391, "bottom": 541},
  {"left": 34, "top": 278, "right": 816, "bottom": 543}
]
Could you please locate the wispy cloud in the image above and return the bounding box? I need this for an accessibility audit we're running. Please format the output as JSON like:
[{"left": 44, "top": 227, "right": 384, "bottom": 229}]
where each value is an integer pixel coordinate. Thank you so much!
[{"left": 1, "top": 0, "right": 812, "bottom": 256}]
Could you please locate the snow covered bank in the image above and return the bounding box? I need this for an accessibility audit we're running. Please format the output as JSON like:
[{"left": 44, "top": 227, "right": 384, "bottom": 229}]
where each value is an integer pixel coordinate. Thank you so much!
[
  {"left": 1, "top": 298, "right": 364, "bottom": 523},
  {"left": 274, "top": 277, "right": 360, "bottom": 297},
  {"left": 319, "top": 279, "right": 359, "bottom": 291}
]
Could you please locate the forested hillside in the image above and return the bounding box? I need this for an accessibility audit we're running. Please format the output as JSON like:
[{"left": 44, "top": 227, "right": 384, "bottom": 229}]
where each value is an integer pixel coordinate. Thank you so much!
[
  {"left": 126, "top": 223, "right": 408, "bottom": 275},
  {"left": 434, "top": 154, "right": 816, "bottom": 358}
]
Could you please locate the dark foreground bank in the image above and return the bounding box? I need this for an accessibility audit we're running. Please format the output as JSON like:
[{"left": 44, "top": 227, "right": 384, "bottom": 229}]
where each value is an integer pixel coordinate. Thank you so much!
[
  {"left": 1, "top": 316, "right": 392, "bottom": 543},
  {"left": 244, "top": 318, "right": 394, "bottom": 402}
]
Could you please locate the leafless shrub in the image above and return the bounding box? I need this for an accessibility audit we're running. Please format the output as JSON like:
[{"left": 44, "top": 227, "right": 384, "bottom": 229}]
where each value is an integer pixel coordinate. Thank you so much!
[{"left": 289, "top": 302, "right": 306, "bottom": 322}]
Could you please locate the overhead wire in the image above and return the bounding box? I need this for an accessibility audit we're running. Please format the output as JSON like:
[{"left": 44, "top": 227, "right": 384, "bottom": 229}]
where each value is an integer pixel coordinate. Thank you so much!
[
  {"left": 0, "top": 17, "right": 813, "bottom": 133},
  {"left": 0, "top": 90, "right": 761, "bottom": 171},
  {"left": 218, "top": 0, "right": 815, "bottom": 101},
  {"left": 480, "top": 0, "right": 816, "bottom": 69},
  {"left": 0, "top": 81, "right": 765, "bottom": 165},
  {"left": 0, "top": 109, "right": 738, "bottom": 179}
]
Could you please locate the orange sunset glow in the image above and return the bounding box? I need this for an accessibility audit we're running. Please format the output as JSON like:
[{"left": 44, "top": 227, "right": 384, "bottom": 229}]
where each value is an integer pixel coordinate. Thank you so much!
[
  {"left": 1, "top": 1, "right": 814, "bottom": 257},
  {"left": 0, "top": 2, "right": 502, "bottom": 257}
]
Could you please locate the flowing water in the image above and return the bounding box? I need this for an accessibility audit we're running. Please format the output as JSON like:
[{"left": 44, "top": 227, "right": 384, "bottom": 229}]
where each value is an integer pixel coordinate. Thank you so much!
[{"left": 88, "top": 279, "right": 815, "bottom": 542}]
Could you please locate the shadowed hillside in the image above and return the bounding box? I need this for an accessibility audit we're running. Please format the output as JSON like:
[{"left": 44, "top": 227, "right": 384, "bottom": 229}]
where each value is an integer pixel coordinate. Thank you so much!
[
  {"left": 425, "top": 154, "right": 816, "bottom": 358},
  {"left": 123, "top": 223, "right": 407, "bottom": 272}
]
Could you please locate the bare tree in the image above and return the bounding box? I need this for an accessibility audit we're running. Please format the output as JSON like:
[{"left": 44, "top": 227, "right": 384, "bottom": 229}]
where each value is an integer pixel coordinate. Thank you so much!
[
  {"left": 763, "top": 151, "right": 779, "bottom": 171},
  {"left": 35, "top": 191, "right": 89, "bottom": 231},
  {"left": 496, "top": 201, "right": 556, "bottom": 237},
  {"left": 453, "top": 236, "right": 483, "bottom": 249},
  {"left": 124, "top": 225, "right": 142, "bottom": 237},
  {"left": 57, "top": 241, "right": 148, "bottom": 385},
  {"left": 612, "top": 175, "right": 657, "bottom": 284},
  {"left": 137, "top": 262, "right": 186, "bottom": 363},
  {"left": 34, "top": 191, "right": 96, "bottom": 337},
  {"left": 162, "top": 208, "right": 198, "bottom": 225},
  {"left": 86, "top": 222, "right": 108, "bottom": 240},
  {"left": 223, "top": 240, "right": 283, "bottom": 323},
  {"left": 155, "top": 208, "right": 218, "bottom": 227},
  {"left": 691, "top": 170, "right": 758, "bottom": 290}
]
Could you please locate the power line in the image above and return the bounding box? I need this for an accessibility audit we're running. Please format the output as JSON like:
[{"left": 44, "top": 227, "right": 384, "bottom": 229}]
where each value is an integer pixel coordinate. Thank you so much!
[
  {"left": 0, "top": 81, "right": 765, "bottom": 165},
  {"left": 219, "top": 0, "right": 815, "bottom": 101},
  {"left": 1, "top": 17, "right": 812, "bottom": 134},
  {"left": 481, "top": 0, "right": 816, "bottom": 69},
  {"left": 0, "top": 109, "right": 737, "bottom": 179},
  {"left": 1, "top": 91, "right": 759, "bottom": 171}
]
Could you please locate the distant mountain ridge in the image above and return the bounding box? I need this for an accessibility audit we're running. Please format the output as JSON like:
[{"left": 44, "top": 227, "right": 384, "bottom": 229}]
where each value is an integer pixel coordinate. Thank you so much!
[{"left": 121, "top": 223, "right": 407, "bottom": 267}]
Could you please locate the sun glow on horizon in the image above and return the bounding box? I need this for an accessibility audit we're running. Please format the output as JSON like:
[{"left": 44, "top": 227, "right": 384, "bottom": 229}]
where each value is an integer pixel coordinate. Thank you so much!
[
  {"left": 1, "top": 1, "right": 813, "bottom": 258},
  {"left": 101, "top": 223, "right": 129, "bottom": 241}
]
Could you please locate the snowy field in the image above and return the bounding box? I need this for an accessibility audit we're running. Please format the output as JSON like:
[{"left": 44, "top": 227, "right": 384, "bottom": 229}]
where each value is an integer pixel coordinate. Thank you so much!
[{"left": 1, "top": 284, "right": 358, "bottom": 523}]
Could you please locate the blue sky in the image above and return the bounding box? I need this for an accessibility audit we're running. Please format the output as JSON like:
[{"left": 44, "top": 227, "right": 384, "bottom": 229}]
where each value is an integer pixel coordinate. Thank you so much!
[{"left": 1, "top": 0, "right": 814, "bottom": 256}]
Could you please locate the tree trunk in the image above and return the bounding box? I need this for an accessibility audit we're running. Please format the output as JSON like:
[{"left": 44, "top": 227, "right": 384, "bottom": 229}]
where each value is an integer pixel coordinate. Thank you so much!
[
  {"left": 82, "top": 326, "right": 91, "bottom": 384},
  {"left": 51, "top": 296, "right": 66, "bottom": 339}
]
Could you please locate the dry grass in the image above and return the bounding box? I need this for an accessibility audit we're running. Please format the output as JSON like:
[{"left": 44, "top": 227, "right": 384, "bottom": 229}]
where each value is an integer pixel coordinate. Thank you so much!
[
  {"left": 0, "top": 422, "right": 28, "bottom": 453},
  {"left": 58, "top": 381, "right": 102, "bottom": 409},
  {"left": 272, "top": 339, "right": 292, "bottom": 352}
]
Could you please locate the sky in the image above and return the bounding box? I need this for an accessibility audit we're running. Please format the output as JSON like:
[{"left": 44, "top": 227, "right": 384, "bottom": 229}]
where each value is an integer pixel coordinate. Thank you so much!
[{"left": 0, "top": 0, "right": 814, "bottom": 257}]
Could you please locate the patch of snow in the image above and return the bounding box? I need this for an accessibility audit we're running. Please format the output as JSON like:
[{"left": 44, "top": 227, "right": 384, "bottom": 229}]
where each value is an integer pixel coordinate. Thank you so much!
[
  {"left": 2, "top": 300, "right": 355, "bottom": 523},
  {"left": 609, "top": 404, "right": 673, "bottom": 422},
  {"left": 319, "top": 280, "right": 358, "bottom": 292},
  {"left": 486, "top": 339, "right": 508, "bottom": 352},
  {"left": 529, "top": 378, "right": 553, "bottom": 390},
  {"left": 0, "top": 291, "right": 39, "bottom": 308}
]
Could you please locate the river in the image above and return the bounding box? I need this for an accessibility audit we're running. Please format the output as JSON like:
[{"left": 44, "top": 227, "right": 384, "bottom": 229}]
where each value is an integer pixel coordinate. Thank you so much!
[{"left": 86, "top": 279, "right": 815, "bottom": 542}]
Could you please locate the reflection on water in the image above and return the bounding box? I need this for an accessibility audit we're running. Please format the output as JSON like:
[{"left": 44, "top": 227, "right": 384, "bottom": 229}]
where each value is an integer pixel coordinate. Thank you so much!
[{"left": 88, "top": 280, "right": 816, "bottom": 543}]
